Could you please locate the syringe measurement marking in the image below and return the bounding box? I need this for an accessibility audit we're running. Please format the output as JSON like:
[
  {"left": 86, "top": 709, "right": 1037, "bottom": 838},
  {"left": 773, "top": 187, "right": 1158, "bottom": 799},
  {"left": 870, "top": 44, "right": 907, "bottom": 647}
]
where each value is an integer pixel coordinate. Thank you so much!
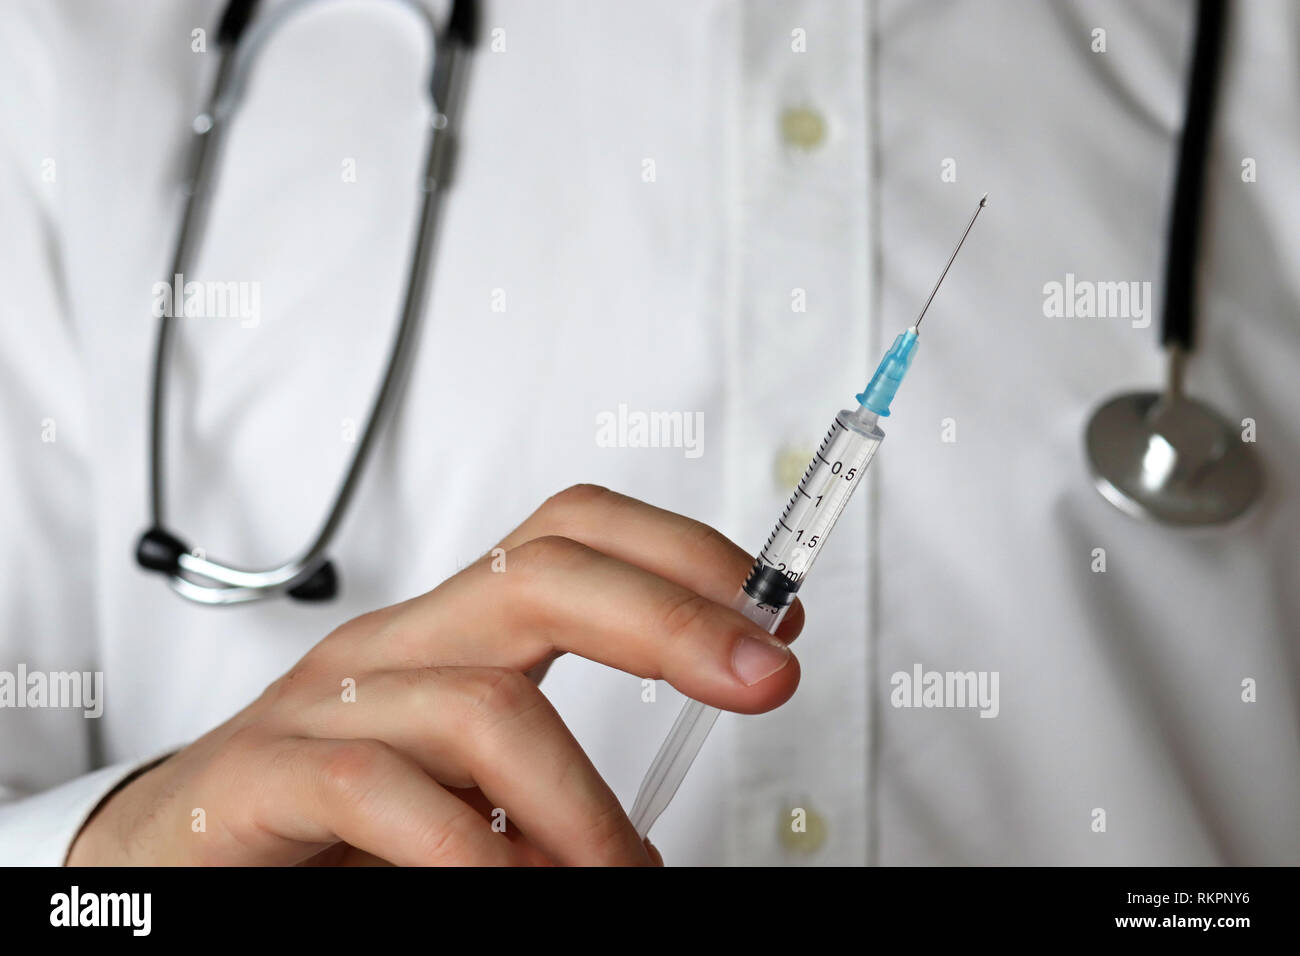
[
  {"left": 771, "top": 483, "right": 854, "bottom": 566},
  {"left": 758, "top": 416, "right": 868, "bottom": 579},
  {"left": 773, "top": 441, "right": 871, "bottom": 566}
]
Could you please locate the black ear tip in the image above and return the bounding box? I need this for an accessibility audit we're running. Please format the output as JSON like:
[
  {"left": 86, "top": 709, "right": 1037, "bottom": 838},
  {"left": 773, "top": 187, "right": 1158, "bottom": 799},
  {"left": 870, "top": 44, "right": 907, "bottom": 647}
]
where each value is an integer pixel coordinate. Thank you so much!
[
  {"left": 136, "top": 527, "right": 188, "bottom": 573},
  {"left": 288, "top": 560, "right": 339, "bottom": 602},
  {"left": 448, "top": 0, "right": 478, "bottom": 47}
]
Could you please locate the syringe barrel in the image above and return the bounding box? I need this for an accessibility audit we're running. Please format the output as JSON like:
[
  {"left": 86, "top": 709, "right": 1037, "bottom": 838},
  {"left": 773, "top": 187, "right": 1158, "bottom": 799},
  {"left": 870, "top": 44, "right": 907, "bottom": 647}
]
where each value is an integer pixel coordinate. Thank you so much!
[
  {"left": 739, "top": 406, "right": 885, "bottom": 618},
  {"left": 731, "top": 583, "right": 791, "bottom": 634}
]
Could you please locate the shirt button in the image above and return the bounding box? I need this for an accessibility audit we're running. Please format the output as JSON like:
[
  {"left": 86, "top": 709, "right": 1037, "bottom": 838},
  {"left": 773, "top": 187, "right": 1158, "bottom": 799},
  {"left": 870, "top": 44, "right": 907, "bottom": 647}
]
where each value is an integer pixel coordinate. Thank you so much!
[
  {"left": 774, "top": 445, "right": 813, "bottom": 491},
  {"left": 779, "top": 107, "right": 827, "bottom": 150},
  {"left": 779, "top": 801, "right": 829, "bottom": 855}
]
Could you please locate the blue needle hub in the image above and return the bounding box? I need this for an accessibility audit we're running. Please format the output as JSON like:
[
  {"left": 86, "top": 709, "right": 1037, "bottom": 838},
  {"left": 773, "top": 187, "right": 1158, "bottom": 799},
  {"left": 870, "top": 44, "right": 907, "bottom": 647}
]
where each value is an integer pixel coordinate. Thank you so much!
[{"left": 856, "top": 327, "right": 920, "bottom": 416}]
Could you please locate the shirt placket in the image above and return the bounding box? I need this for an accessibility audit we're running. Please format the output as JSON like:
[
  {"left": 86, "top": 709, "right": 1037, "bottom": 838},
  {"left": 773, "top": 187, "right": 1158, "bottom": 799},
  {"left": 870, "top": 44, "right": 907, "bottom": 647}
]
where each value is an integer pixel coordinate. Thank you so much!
[{"left": 723, "top": 0, "right": 876, "bottom": 866}]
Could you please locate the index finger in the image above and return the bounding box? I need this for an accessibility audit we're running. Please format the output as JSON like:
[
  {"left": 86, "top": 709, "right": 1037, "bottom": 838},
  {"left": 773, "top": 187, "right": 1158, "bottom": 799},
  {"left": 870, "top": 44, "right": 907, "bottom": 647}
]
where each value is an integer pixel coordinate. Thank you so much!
[{"left": 496, "top": 484, "right": 805, "bottom": 643}]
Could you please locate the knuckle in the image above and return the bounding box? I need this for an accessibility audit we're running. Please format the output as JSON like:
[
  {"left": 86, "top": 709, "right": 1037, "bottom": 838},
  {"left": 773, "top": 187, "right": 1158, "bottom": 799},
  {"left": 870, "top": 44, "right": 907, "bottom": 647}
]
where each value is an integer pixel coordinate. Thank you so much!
[
  {"left": 538, "top": 483, "right": 611, "bottom": 526},
  {"left": 315, "top": 739, "right": 390, "bottom": 805},
  {"left": 659, "top": 591, "right": 715, "bottom": 648},
  {"left": 316, "top": 606, "right": 395, "bottom": 653},
  {"left": 684, "top": 519, "right": 741, "bottom": 566},
  {"left": 459, "top": 668, "right": 544, "bottom": 733},
  {"left": 259, "top": 658, "right": 320, "bottom": 709},
  {"left": 494, "top": 537, "right": 595, "bottom": 654},
  {"left": 414, "top": 807, "right": 483, "bottom": 865},
  {"left": 343, "top": 606, "right": 393, "bottom": 634},
  {"left": 509, "top": 534, "right": 593, "bottom": 578}
]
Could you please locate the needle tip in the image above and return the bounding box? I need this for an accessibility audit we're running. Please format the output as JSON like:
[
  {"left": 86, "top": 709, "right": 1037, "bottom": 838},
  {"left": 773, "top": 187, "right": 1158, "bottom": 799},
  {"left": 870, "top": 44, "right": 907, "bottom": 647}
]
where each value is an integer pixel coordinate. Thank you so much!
[{"left": 911, "top": 194, "right": 988, "bottom": 330}]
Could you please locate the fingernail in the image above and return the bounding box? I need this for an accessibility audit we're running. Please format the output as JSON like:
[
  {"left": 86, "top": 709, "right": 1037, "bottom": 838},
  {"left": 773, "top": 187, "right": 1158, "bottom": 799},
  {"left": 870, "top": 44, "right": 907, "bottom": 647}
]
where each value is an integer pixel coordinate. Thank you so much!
[{"left": 731, "top": 634, "right": 791, "bottom": 686}]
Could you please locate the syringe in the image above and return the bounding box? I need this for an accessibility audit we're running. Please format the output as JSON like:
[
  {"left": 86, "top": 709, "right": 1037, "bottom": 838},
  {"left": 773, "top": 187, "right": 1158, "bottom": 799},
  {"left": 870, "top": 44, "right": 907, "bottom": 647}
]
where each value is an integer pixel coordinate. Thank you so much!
[{"left": 629, "top": 194, "right": 988, "bottom": 839}]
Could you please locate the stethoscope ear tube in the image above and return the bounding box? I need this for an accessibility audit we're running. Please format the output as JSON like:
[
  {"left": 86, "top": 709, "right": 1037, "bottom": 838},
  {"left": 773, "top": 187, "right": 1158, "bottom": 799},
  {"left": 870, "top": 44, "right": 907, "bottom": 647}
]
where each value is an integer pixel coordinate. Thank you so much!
[
  {"left": 1159, "top": 0, "right": 1226, "bottom": 354},
  {"left": 138, "top": 0, "right": 472, "bottom": 605},
  {"left": 216, "top": 0, "right": 261, "bottom": 48}
]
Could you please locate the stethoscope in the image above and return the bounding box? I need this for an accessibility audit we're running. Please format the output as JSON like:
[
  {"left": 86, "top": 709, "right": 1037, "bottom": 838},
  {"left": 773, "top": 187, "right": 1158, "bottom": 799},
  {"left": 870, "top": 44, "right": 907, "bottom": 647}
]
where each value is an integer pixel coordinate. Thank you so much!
[
  {"left": 135, "top": 0, "right": 476, "bottom": 605},
  {"left": 1085, "top": 0, "right": 1264, "bottom": 526}
]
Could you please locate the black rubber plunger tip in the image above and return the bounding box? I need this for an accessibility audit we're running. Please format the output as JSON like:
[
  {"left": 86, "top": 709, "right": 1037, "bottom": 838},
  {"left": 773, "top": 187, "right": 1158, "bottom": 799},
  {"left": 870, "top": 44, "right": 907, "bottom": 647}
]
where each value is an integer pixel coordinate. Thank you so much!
[
  {"left": 288, "top": 560, "right": 339, "bottom": 602},
  {"left": 136, "top": 527, "right": 188, "bottom": 573}
]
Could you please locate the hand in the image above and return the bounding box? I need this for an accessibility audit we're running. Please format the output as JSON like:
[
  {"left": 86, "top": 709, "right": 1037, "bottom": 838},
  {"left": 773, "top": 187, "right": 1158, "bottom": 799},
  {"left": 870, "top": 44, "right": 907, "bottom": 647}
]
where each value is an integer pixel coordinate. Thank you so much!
[{"left": 68, "top": 485, "right": 803, "bottom": 866}]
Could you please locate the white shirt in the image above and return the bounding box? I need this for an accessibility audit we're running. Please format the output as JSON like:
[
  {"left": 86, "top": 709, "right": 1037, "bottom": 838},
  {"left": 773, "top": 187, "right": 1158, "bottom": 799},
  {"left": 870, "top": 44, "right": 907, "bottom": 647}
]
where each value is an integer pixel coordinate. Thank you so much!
[{"left": 1, "top": 0, "right": 1297, "bottom": 866}]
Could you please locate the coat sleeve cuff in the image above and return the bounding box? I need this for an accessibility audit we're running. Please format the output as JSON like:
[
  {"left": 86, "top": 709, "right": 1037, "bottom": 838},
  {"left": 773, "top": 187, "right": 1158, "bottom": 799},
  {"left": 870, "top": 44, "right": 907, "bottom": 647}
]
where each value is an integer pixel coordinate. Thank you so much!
[{"left": 0, "top": 753, "right": 173, "bottom": 866}]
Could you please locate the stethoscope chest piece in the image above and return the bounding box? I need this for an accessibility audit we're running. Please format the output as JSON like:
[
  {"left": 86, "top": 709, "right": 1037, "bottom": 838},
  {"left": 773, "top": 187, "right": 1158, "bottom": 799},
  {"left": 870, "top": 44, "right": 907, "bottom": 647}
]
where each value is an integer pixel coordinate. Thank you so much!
[
  {"left": 1085, "top": 378, "right": 1262, "bottom": 527},
  {"left": 1085, "top": 0, "right": 1263, "bottom": 528}
]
